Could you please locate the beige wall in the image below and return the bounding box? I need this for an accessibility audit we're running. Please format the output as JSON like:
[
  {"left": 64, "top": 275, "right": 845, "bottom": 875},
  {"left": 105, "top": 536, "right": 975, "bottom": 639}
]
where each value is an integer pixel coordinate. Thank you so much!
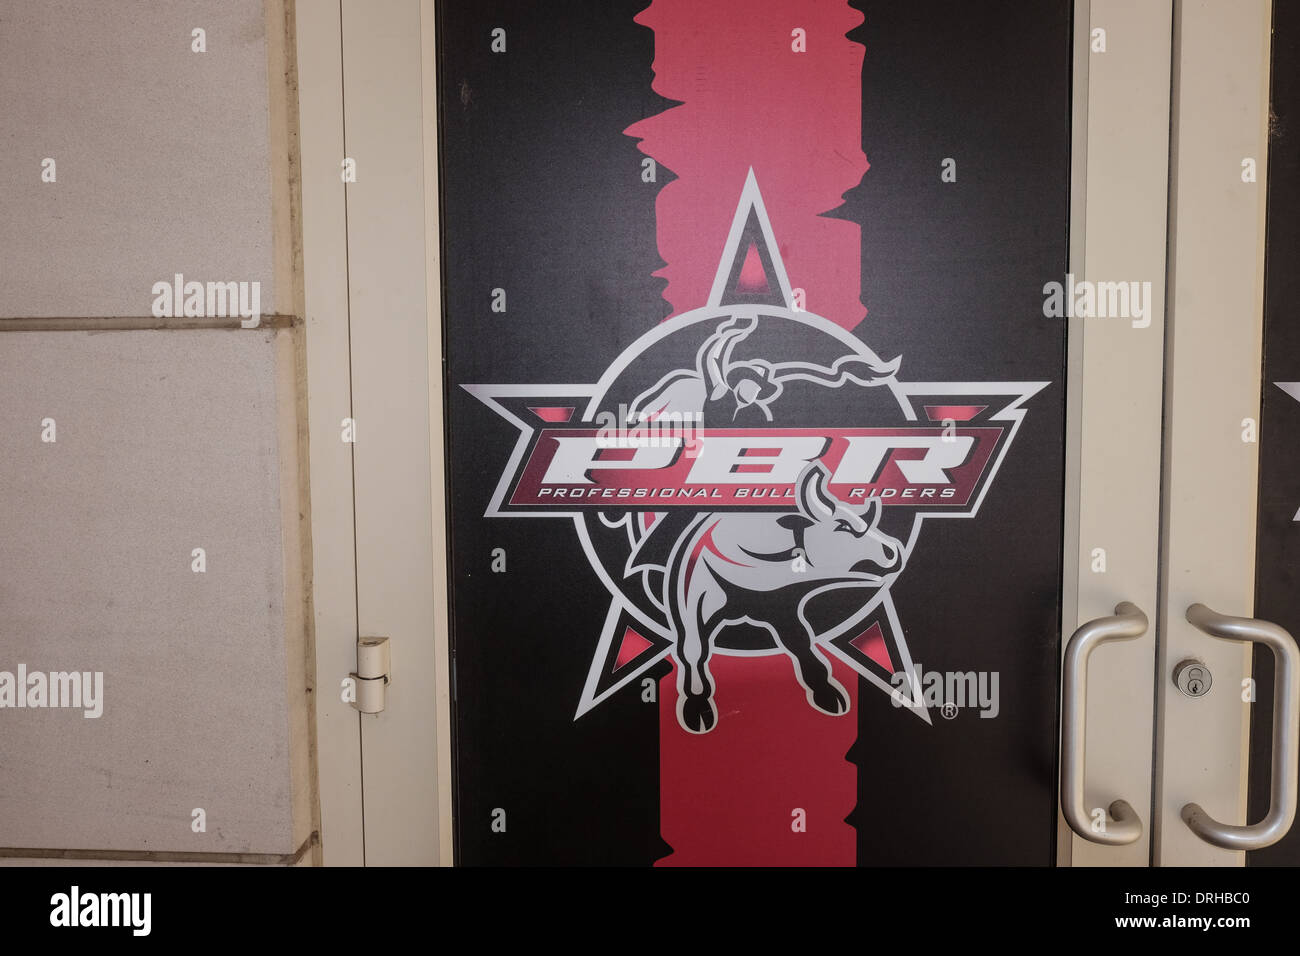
[{"left": 0, "top": 0, "right": 316, "bottom": 864}]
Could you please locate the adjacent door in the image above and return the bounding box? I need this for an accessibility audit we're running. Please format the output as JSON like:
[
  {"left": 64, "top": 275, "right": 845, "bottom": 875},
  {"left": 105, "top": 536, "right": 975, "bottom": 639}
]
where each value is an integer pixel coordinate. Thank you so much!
[
  {"left": 1249, "top": 0, "right": 1300, "bottom": 869},
  {"left": 1152, "top": 0, "right": 1294, "bottom": 867}
]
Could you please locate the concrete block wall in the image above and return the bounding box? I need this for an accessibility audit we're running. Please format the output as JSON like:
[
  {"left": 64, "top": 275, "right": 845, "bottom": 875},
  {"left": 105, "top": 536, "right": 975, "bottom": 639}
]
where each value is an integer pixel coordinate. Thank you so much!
[{"left": 0, "top": 0, "right": 316, "bottom": 864}]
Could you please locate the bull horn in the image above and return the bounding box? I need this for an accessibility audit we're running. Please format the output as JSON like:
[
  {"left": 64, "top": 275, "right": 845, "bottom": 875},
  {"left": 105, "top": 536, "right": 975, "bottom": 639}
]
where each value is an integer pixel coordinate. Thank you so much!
[
  {"left": 861, "top": 495, "right": 882, "bottom": 527},
  {"left": 796, "top": 462, "right": 836, "bottom": 521}
]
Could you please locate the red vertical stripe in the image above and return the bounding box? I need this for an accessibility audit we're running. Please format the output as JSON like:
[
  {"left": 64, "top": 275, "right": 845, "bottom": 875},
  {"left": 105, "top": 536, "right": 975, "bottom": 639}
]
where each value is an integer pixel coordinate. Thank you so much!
[
  {"left": 625, "top": 0, "right": 868, "bottom": 329},
  {"left": 656, "top": 657, "right": 859, "bottom": 866},
  {"left": 627, "top": 0, "right": 868, "bottom": 865}
]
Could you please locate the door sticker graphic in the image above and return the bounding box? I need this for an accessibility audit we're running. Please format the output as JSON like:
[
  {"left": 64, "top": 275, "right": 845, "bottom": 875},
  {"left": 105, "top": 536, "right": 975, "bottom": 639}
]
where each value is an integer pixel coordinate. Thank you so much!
[
  {"left": 439, "top": 0, "right": 1072, "bottom": 865},
  {"left": 468, "top": 171, "right": 1044, "bottom": 733}
]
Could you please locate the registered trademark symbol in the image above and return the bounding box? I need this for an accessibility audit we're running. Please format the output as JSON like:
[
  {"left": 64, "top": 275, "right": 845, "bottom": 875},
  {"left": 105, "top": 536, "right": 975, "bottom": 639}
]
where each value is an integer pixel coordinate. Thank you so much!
[{"left": 940, "top": 701, "right": 958, "bottom": 720}]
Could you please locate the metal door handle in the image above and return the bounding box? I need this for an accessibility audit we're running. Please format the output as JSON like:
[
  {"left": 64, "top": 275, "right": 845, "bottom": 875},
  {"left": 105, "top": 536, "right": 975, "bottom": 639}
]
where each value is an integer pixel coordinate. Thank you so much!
[
  {"left": 1181, "top": 603, "right": 1299, "bottom": 850},
  {"left": 1061, "top": 601, "right": 1148, "bottom": 845}
]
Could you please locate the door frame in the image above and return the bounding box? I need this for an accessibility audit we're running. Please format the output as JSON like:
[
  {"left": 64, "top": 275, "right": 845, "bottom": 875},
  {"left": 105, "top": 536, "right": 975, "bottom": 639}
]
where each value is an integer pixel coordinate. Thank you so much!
[
  {"left": 297, "top": 0, "right": 364, "bottom": 867},
  {"left": 297, "top": 0, "right": 453, "bottom": 867},
  {"left": 298, "top": 0, "right": 1275, "bottom": 867},
  {"left": 1055, "top": 0, "right": 1173, "bottom": 867}
]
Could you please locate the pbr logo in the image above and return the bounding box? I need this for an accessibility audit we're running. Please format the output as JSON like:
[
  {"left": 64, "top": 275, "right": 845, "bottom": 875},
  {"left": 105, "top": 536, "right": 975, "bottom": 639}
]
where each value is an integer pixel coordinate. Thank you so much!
[{"left": 468, "top": 171, "right": 1046, "bottom": 733}]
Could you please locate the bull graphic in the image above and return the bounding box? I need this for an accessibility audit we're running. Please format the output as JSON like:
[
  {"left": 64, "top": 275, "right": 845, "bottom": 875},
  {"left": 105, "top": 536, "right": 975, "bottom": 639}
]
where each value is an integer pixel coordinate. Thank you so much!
[
  {"left": 660, "top": 463, "right": 904, "bottom": 733},
  {"left": 614, "top": 316, "right": 908, "bottom": 733}
]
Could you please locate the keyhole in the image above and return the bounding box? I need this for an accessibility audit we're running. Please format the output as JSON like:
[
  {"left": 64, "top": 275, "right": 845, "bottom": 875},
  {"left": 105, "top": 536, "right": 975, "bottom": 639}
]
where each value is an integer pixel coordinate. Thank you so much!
[{"left": 1174, "top": 659, "right": 1212, "bottom": 698}]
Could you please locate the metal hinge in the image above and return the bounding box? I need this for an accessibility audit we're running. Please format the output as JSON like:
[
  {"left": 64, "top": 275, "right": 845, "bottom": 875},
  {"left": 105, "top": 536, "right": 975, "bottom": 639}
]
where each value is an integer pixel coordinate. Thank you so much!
[{"left": 351, "top": 636, "right": 390, "bottom": 714}]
